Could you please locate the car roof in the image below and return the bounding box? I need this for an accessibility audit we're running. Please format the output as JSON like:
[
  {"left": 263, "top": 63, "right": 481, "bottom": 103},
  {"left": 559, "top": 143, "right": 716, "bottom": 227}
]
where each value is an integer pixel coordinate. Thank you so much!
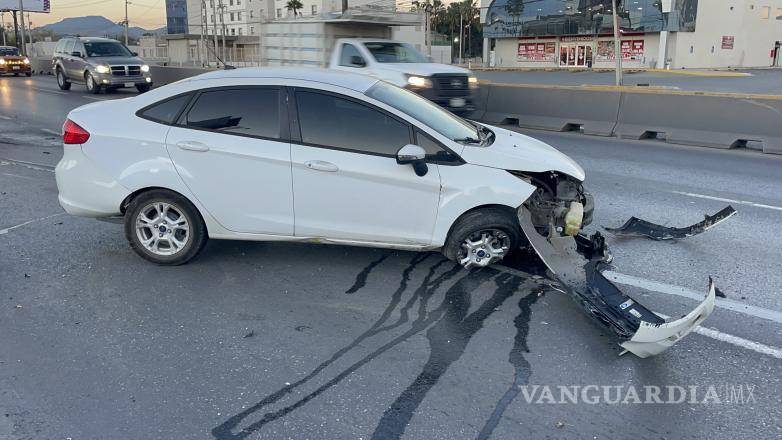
[
  {"left": 62, "top": 37, "right": 120, "bottom": 43},
  {"left": 189, "top": 67, "right": 380, "bottom": 93}
]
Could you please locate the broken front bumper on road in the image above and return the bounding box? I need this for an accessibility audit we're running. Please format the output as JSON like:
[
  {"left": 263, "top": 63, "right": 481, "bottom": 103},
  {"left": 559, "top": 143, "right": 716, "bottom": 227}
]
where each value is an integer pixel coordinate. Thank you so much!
[{"left": 518, "top": 207, "right": 717, "bottom": 358}]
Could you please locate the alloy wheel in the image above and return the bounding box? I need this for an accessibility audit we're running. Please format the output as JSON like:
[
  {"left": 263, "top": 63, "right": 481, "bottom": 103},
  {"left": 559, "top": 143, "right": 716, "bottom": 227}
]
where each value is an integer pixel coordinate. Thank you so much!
[
  {"left": 135, "top": 202, "right": 190, "bottom": 256},
  {"left": 458, "top": 229, "right": 511, "bottom": 269}
]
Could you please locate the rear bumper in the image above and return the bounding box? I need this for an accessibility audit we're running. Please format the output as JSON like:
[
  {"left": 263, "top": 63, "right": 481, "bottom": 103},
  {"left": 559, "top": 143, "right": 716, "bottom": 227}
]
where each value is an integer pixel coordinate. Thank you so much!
[{"left": 55, "top": 144, "right": 130, "bottom": 217}]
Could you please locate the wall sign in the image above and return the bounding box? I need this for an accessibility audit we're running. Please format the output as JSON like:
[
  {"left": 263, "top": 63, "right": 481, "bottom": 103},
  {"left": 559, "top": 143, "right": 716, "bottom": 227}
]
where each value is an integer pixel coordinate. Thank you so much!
[
  {"left": 722, "top": 36, "right": 735, "bottom": 50},
  {"left": 518, "top": 42, "right": 556, "bottom": 62}
]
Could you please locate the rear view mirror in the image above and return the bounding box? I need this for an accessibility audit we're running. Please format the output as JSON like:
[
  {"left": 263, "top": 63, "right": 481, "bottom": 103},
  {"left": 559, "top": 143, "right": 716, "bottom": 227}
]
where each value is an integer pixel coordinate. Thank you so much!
[
  {"left": 397, "top": 144, "right": 428, "bottom": 176},
  {"left": 350, "top": 55, "right": 366, "bottom": 67}
]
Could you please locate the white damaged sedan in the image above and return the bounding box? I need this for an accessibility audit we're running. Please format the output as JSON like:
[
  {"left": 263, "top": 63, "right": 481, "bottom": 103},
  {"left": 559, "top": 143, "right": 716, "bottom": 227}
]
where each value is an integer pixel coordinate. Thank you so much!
[{"left": 56, "top": 68, "right": 716, "bottom": 357}]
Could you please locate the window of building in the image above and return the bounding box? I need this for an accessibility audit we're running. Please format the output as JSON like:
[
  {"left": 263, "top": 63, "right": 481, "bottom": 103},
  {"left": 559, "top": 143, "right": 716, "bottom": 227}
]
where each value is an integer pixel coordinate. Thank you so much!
[
  {"left": 229, "top": 0, "right": 233, "bottom": 5},
  {"left": 184, "top": 88, "right": 280, "bottom": 139},
  {"left": 311, "top": 4, "right": 317, "bottom": 14},
  {"left": 295, "top": 91, "right": 410, "bottom": 156},
  {"left": 276, "top": 8, "right": 281, "bottom": 17},
  {"left": 237, "top": 0, "right": 241, "bottom": 4},
  {"left": 231, "top": 28, "right": 236, "bottom": 35},
  {"left": 250, "top": 10, "right": 254, "bottom": 17},
  {"left": 230, "top": 12, "right": 235, "bottom": 21},
  {"left": 238, "top": 28, "right": 243, "bottom": 35},
  {"left": 777, "top": 8, "right": 782, "bottom": 19},
  {"left": 251, "top": 26, "right": 255, "bottom": 34},
  {"left": 238, "top": 11, "right": 242, "bottom": 20},
  {"left": 140, "top": 94, "right": 192, "bottom": 124},
  {"left": 761, "top": 6, "right": 770, "bottom": 18}
]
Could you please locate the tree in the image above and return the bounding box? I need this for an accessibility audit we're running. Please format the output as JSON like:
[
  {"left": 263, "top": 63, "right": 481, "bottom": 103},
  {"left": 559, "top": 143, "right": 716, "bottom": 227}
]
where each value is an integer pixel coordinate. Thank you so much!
[{"left": 285, "top": 0, "right": 303, "bottom": 17}]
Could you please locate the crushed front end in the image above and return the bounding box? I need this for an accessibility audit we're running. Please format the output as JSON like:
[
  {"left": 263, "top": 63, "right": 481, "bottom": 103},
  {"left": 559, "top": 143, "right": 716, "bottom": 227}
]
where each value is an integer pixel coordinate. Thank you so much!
[{"left": 511, "top": 171, "right": 719, "bottom": 358}]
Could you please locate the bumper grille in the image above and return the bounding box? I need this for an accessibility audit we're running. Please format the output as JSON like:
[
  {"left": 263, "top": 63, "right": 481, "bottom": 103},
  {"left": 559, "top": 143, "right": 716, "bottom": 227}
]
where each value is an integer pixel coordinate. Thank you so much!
[
  {"left": 432, "top": 74, "right": 470, "bottom": 97},
  {"left": 110, "top": 65, "right": 142, "bottom": 77}
]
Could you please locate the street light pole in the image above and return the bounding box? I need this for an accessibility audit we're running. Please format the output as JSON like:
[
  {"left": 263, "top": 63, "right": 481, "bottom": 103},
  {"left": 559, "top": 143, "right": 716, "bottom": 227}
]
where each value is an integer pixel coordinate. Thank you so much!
[
  {"left": 124, "top": 0, "right": 130, "bottom": 45},
  {"left": 611, "top": 0, "right": 623, "bottom": 86},
  {"left": 1, "top": 12, "right": 6, "bottom": 46},
  {"left": 458, "top": 13, "right": 463, "bottom": 64},
  {"left": 17, "top": 0, "right": 26, "bottom": 55}
]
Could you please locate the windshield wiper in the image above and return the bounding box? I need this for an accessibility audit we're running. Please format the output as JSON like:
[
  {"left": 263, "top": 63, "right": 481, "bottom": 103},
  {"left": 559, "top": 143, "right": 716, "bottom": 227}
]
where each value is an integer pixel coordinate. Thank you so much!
[{"left": 454, "top": 136, "right": 482, "bottom": 144}]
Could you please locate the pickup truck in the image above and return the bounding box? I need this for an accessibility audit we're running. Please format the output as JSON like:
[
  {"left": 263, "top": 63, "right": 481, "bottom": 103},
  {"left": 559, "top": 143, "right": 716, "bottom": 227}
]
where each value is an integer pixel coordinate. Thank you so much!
[{"left": 328, "top": 38, "right": 478, "bottom": 115}]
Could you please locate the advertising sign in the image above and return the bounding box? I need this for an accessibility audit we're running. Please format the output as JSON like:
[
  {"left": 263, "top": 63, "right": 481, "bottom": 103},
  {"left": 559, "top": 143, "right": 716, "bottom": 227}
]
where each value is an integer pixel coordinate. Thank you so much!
[
  {"left": 722, "top": 36, "right": 735, "bottom": 50},
  {"left": 517, "top": 42, "right": 556, "bottom": 62},
  {"left": 0, "top": 0, "right": 50, "bottom": 13},
  {"left": 596, "top": 40, "right": 644, "bottom": 61}
]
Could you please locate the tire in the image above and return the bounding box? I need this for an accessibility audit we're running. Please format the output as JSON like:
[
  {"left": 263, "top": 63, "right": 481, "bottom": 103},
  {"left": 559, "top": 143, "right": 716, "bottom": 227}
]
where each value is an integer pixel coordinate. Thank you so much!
[
  {"left": 443, "top": 207, "right": 522, "bottom": 269},
  {"left": 25, "top": 72, "right": 31, "bottom": 77},
  {"left": 136, "top": 83, "right": 151, "bottom": 93},
  {"left": 124, "top": 189, "right": 208, "bottom": 265},
  {"left": 13, "top": 72, "right": 18, "bottom": 76},
  {"left": 56, "top": 68, "right": 71, "bottom": 90},
  {"left": 85, "top": 72, "right": 101, "bottom": 94}
]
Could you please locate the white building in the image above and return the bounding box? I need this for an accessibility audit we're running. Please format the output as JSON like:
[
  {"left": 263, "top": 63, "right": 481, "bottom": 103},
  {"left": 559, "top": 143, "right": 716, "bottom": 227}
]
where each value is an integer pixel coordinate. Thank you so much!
[{"left": 481, "top": 0, "right": 782, "bottom": 69}]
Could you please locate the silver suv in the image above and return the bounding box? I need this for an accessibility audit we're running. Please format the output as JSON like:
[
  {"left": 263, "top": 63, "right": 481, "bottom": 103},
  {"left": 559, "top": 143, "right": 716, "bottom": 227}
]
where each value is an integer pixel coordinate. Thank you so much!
[{"left": 52, "top": 37, "right": 153, "bottom": 94}]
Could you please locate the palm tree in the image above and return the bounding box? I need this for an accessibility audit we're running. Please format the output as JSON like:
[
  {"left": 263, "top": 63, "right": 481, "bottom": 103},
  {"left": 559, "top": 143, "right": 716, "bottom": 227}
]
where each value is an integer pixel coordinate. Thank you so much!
[{"left": 285, "top": 0, "right": 303, "bottom": 17}]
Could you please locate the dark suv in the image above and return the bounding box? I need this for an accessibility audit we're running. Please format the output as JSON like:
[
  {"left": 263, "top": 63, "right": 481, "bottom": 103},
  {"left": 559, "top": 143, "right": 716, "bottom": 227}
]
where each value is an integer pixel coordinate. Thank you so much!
[{"left": 52, "top": 37, "right": 153, "bottom": 94}]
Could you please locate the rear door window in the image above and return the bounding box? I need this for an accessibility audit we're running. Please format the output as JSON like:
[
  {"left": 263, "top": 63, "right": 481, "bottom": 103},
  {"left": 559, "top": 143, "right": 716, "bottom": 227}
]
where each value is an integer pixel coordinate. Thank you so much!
[
  {"left": 64, "top": 40, "right": 76, "bottom": 54},
  {"left": 139, "top": 94, "right": 192, "bottom": 124},
  {"left": 182, "top": 88, "right": 280, "bottom": 139}
]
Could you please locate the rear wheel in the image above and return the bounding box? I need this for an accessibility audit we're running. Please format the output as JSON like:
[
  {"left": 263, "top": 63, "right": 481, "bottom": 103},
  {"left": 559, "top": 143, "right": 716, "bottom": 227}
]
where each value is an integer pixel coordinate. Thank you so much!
[
  {"left": 443, "top": 207, "right": 522, "bottom": 269},
  {"left": 85, "top": 72, "right": 101, "bottom": 94},
  {"left": 56, "top": 68, "right": 71, "bottom": 90},
  {"left": 124, "top": 190, "right": 208, "bottom": 265}
]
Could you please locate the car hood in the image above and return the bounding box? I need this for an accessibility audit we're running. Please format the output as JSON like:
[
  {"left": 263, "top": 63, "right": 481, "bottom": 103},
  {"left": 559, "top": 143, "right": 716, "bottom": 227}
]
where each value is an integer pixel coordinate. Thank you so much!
[
  {"left": 377, "top": 62, "right": 472, "bottom": 77},
  {"left": 88, "top": 56, "right": 145, "bottom": 65},
  {"left": 458, "top": 124, "right": 586, "bottom": 181}
]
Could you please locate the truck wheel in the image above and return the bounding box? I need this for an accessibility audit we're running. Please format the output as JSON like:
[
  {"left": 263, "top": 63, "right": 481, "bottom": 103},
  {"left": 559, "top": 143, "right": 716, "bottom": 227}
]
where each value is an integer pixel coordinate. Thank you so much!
[
  {"left": 443, "top": 207, "right": 521, "bottom": 269},
  {"left": 56, "top": 68, "right": 71, "bottom": 90},
  {"left": 136, "top": 84, "right": 151, "bottom": 93},
  {"left": 85, "top": 72, "right": 101, "bottom": 94},
  {"left": 25, "top": 72, "right": 31, "bottom": 77},
  {"left": 124, "top": 189, "right": 208, "bottom": 265}
]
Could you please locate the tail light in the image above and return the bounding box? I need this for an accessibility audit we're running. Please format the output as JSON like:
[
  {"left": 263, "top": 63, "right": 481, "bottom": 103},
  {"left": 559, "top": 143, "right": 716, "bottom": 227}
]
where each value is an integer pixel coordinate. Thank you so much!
[{"left": 62, "top": 119, "right": 90, "bottom": 144}]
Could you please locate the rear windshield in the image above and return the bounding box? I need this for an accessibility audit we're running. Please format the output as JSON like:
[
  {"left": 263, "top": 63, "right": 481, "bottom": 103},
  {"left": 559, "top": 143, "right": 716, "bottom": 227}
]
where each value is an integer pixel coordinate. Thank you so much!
[
  {"left": 0, "top": 47, "right": 20, "bottom": 56},
  {"left": 84, "top": 42, "right": 133, "bottom": 57}
]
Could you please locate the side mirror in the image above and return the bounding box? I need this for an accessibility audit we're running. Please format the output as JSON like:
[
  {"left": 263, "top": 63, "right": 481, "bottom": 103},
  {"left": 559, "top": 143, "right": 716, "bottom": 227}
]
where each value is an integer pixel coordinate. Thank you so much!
[
  {"left": 396, "top": 144, "right": 428, "bottom": 176},
  {"left": 131, "top": 51, "right": 138, "bottom": 56},
  {"left": 350, "top": 55, "right": 366, "bottom": 67},
  {"left": 71, "top": 51, "right": 83, "bottom": 58}
]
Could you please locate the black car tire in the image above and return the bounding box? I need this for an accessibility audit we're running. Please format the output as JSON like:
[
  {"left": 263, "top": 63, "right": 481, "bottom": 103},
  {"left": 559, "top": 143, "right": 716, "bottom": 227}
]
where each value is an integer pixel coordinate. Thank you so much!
[
  {"left": 136, "top": 84, "right": 151, "bottom": 93},
  {"left": 85, "top": 72, "right": 101, "bottom": 94},
  {"left": 25, "top": 72, "right": 31, "bottom": 77},
  {"left": 124, "top": 189, "right": 208, "bottom": 265},
  {"left": 443, "top": 207, "right": 522, "bottom": 268},
  {"left": 56, "top": 68, "right": 71, "bottom": 90}
]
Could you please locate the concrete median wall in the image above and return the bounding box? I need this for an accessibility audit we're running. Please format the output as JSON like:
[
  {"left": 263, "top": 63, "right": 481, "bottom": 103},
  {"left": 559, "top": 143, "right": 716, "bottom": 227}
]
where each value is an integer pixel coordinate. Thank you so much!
[
  {"left": 474, "top": 83, "right": 782, "bottom": 155},
  {"left": 148, "top": 66, "right": 212, "bottom": 86}
]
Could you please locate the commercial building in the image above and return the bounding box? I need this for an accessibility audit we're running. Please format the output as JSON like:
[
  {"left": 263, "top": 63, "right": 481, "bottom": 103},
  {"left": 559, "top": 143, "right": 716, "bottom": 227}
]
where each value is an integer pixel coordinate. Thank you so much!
[
  {"left": 166, "top": 0, "right": 190, "bottom": 34},
  {"left": 480, "top": 0, "right": 782, "bottom": 69}
]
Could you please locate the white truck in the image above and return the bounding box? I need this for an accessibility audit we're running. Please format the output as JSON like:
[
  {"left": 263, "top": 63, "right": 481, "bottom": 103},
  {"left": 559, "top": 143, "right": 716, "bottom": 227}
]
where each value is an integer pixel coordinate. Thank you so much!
[{"left": 328, "top": 39, "right": 478, "bottom": 115}]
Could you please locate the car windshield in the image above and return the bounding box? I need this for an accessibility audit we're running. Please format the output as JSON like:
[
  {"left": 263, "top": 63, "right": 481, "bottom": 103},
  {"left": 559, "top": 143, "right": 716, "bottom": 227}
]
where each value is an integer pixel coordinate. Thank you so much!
[
  {"left": 83, "top": 42, "right": 133, "bottom": 57},
  {"left": 363, "top": 42, "right": 428, "bottom": 63},
  {"left": 366, "top": 81, "right": 481, "bottom": 144},
  {"left": 0, "top": 47, "right": 20, "bottom": 56}
]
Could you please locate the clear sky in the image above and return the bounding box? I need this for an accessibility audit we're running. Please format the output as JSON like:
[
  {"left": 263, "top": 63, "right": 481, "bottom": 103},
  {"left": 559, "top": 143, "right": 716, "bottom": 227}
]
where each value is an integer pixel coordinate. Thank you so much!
[{"left": 20, "top": 0, "right": 167, "bottom": 30}]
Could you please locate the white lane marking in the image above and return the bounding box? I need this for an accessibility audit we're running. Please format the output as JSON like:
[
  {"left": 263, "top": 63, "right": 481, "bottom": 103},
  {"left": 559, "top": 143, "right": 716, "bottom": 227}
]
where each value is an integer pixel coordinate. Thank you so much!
[
  {"left": 0, "top": 115, "right": 12, "bottom": 120},
  {"left": 605, "top": 271, "right": 782, "bottom": 324},
  {"left": 654, "top": 311, "right": 782, "bottom": 360},
  {"left": 0, "top": 213, "right": 64, "bottom": 235},
  {"left": 1, "top": 171, "right": 36, "bottom": 180},
  {"left": 0, "top": 159, "right": 55, "bottom": 173},
  {"left": 82, "top": 96, "right": 110, "bottom": 101},
  {"left": 41, "top": 128, "right": 61, "bottom": 136},
  {"left": 672, "top": 190, "right": 782, "bottom": 212},
  {"left": 31, "top": 87, "right": 68, "bottom": 95}
]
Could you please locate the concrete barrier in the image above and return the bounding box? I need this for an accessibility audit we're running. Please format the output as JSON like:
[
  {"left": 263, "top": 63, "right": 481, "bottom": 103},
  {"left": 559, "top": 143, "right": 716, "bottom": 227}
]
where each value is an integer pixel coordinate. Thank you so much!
[
  {"left": 614, "top": 90, "right": 782, "bottom": 155},
  {"left": 30, "top": 57, "right": 51, "bottom": 75},
  {"left": 480, "top": 84, "right": 621, "bottom": 136},
  {"left": 149, "top": 65, "right": 212, "bottom": 86},
  {"left": 474, "top": 83, "right": 782, "bottom": 155}
]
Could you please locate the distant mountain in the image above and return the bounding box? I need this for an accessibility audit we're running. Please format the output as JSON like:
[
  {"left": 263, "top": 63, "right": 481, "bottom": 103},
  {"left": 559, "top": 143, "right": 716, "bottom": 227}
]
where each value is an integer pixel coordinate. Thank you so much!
[{"left": 35, "top": 16, "right": 165, "bottom": 40}]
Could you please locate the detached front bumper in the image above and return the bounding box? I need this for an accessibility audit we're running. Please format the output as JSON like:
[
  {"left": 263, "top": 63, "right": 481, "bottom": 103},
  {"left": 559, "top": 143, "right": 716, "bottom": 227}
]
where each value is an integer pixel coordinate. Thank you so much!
[{"left": 518, "top": 207, "right": 717, "bottom": 358}]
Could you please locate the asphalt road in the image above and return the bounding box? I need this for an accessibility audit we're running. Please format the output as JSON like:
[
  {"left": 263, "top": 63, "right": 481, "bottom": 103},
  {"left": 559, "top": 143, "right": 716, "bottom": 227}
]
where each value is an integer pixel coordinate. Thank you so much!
[
  {"left": 475, "top": 69, "right": 782, "bottom": 94},
  {"left": 1, "top": 74, "right": 781, "bottom": 440}
]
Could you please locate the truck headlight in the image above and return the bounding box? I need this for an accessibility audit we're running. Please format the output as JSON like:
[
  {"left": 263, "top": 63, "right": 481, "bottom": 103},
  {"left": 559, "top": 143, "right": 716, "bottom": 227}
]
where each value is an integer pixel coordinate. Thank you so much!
[
  {"left": 468, "top": 76, "right": 478, "bottom": 89},
  {"left": 95, "top": 65, "right": 110, "bottom": 74},
  {"left": 0, "top": 59, "right": 6, "bottom": 65},
  {"left": 406, "top": 75, "right": 432, "bottom": 88},
  {"left": 23, "top": 58, "right": 30, "bottom": 64},
  {"left": 141, "top": 64, "right": 150, "bottom": 72}
]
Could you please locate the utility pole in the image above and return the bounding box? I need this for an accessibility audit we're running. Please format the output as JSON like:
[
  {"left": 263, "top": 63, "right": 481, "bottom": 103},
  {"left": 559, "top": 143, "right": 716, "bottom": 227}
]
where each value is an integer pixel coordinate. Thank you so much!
[
  {"left": 200, "top": 0, "right": 207, "bottom": 66},
  {"left": 1, "top": 12, "right": 6, "bottom": 46},
  {"left": 12, "top": 10, "right": 18, "bottom": 48},
  {"left": 218, "top": 0, "right": 226, "bottom": 62},
  {"left": 611, "top": 0, "right": 623, "bottom": 86},
  {"left": 342, "top": 0, "right": 348, "bottom": 13},
  {"left": 458, "top": 12, "right": 463, "bottom": 64},
  {"left": 124, "top": 0, "right": 130, "bottom": 45},
  {"left": 17, "top": 0, "right": 26, "bottom": 55},
  {"left": 424, "top": 4, "right": 432, "bottom": 57},
  {"left": 211, "top": 0, "right": 219, "bottom": 65}
]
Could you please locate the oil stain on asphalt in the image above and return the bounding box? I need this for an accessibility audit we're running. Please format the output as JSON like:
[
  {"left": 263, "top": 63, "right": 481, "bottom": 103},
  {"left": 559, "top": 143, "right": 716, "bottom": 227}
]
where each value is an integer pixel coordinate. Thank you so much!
[{"left": 212, "top": 253, "right": 544, "bottom": 440}]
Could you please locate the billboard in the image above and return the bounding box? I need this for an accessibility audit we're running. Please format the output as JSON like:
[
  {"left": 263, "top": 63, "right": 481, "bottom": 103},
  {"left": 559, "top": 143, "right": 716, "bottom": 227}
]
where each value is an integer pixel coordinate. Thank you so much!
[{"left": 0, "top": 0, "right": 50, "bottom": 13}]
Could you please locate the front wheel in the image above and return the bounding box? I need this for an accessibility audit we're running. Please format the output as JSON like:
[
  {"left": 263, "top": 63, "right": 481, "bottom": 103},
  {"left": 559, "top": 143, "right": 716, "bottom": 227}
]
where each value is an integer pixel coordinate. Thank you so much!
[
  {"left": 124, "top": 190, "right": 208, "bottom": 265},
  {"left": 443, "top": 207, "right": 522, "bottom": 269},
  {"left": 136, "top": 83, "right": 151, "bottom": 93},
  {"left": 85, "top": 72, "right": 101, "bottom": 94}
]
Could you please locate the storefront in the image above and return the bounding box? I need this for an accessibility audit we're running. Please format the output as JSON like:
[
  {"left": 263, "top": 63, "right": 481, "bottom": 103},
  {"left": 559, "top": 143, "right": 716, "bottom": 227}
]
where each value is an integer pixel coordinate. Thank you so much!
[{"left": 507, "top": 34, "right": 649, "bottom": 69}]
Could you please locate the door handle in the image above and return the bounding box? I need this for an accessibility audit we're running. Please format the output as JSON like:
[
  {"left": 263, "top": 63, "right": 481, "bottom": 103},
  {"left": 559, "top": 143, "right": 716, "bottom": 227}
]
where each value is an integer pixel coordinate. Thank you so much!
[
  {"left": 304, "top": 160, "right": 339, "bottom": 172},
  {"left": 176, "top": 141, "right": 210, "bottom": 152}
]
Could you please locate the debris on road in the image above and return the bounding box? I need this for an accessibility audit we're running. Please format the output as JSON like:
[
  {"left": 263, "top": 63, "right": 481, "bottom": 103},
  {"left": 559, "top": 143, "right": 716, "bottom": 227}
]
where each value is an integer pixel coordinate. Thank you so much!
[
  {"left": 605, "top": 206, "right": 736, "bottom": 241},
  {"left": 518, "top": 207, "right": 716, "bottom": 358}
]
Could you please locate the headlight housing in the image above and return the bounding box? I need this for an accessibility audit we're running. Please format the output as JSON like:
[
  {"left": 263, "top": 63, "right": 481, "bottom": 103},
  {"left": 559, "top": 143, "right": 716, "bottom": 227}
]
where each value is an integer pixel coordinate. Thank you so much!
[
  {"left": 0, "top": 59, "right": 6, "bottom": 65},
  {"left": 23, "top": 58, "right": 30, "bottom": 64},
  {"left": 95, "top": 65, "right": 110, "bottom": 74},
  {"left": 406, "top": 75, "right": 432, "bottom": 88},
  {"left": 468, "top": 76, "right": 478, "bottom": 89},
  {"left": 141, "top": 64, "right": 150, "bottom": 72}
]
